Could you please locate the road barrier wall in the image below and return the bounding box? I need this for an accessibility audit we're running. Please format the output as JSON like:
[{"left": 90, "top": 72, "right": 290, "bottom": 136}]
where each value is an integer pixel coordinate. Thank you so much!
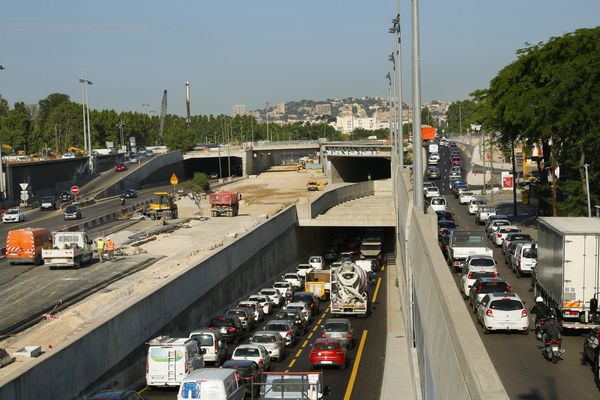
[
  {"left": 95, "top": 151, "right": 183, "bottom": 198},
  {"left": 0, "top": 205, "right": 327, "bottom": 399},
  {"left": 301, "top": 181, "right": 375, "bottom": 219},
  {"left": 392, "top": 159, "right": 509, "bottom": 400}
]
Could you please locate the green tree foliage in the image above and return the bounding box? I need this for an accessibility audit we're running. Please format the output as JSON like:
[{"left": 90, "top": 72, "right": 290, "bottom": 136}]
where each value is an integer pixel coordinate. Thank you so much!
[
  {"left": 182, "top": 172, "right": 210, "bottom": 193},
  {"left": 446, "top": 100, "right": 477, "bottom": 135}
]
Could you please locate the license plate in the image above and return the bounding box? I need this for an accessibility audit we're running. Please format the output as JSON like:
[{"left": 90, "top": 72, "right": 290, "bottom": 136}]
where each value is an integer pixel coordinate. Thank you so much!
[
  {"left": 453, "top": 262, "right": 461, "bottom": 266},
  {"left": 321, "top": 361, "right": 333, "bottom": 364},
  {"left": 551, "top": 346, "right": 559, "bottom": 352}
]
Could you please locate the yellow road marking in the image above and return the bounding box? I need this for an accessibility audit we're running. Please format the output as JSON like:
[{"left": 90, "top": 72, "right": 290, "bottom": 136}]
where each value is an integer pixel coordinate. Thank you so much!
[
  {"left": 343, "top": 330, "right": 368, "bottom": 400},
  {"left": 372, "top": 277, "right": 382, "bottom": 303},
  {"left": 288, "top": 358, "right": 296, "bottom": 368},
  {"left": 302, "top": 340, "right": 308, "bottom": 348},
  {"left": 295, "top": 349, "right": 303, "bottom": 358},
  {"left": 138, "top": 387, "right": 147, "bottom": 395},
  {"left": 381, "top": 265, "right": 386, "bottom": 272},
  {"left": 308, "top": 332, "right": 314, "bottom": 339},
  {"left": 312, "top": 325, "right": 318, "bottom": 332}
]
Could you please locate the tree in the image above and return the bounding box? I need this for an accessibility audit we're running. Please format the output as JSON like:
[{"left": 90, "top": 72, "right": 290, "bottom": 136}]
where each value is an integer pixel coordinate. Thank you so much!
[{"left": 182, "top": 172, "right": 210, "bottom": 193}]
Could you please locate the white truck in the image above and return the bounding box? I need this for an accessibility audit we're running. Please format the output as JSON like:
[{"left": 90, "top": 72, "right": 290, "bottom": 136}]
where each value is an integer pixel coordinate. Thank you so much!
[
  {"left": 534, "top": 217, "right": 600, "bottom": 329},
  {"left": 448, "top": 230, "right": 494, "bottom": 272},
  {"left": 42, "top": 231, "right": 94, "bottom": 269},
  {"left": 330, "top": 261, "right": 369, "bottom": 316}
]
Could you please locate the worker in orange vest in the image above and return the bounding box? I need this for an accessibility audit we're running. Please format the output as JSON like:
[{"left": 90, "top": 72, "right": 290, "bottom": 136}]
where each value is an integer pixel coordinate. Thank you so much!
[{"left": 106, "top": 237, "right": 115, "bottom": 261}]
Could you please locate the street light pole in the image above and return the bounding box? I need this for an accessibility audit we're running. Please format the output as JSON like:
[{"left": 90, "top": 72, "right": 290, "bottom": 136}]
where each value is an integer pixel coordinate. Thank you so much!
[
  {"left": 79, "top": 77, "right": 93, "bottom": 173},
  {"left": 411, "top": 0, "right": 423, "bottom": 208},
  {"left": 266, "top": 102, "right": 270, "bottom": 141},
  {"left": 80, "top": 82, "right": 88, "bottom": 154},
  {"left": 584, "top": 163, "right": 592, "bottom": 217},
  {"left": 393, "top": 3, "right": 403, "bottom": 165}
]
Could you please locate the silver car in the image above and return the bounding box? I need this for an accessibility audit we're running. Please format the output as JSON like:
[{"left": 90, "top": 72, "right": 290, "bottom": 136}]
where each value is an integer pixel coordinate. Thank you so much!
[
  {"left": 250, "top": 331, "right": 286, "bottom": 361},
  {"left": 188, "top": 329, "right": 227, "bottom": 366},
  {"left": 321, "top": 318, "right": 354, "bottom": 348}
]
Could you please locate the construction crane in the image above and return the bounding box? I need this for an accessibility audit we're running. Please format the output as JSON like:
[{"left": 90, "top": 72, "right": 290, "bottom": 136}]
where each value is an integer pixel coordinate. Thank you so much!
[{"left": 159, "top": 90, "right": 167, "bottom": 144}]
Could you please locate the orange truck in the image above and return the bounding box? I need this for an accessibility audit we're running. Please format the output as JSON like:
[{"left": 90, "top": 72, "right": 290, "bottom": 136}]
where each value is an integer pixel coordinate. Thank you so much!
[
  {"left": 6, "top": 227, "right": 52, "bottom": 265},
  {"left": 422, "top": 125, "right": 436, "bottom": 141}
]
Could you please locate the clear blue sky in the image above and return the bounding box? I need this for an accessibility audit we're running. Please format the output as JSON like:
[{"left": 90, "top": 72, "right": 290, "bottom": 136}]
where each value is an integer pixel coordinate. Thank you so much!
[{"left": 1, "top": 1, "right": 599, "bottom": 116}]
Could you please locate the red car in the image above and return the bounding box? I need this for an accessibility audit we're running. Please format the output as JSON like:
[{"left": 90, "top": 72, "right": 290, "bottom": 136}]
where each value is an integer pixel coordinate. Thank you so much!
[
  {"left": 451, "top": 157, "right": 462, "bottom": 165},
  {"left": 115, "top": 163, "right": 127, "bottom": 172},
  {"left": 309, "top": 338, "right": 347, "bottom": 369}
]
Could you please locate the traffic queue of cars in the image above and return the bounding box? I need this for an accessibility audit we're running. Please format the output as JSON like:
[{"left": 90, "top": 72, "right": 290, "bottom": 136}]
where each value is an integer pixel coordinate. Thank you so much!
[
  {"left": 433, "top": 142, "right": 537, "bottom": 335},
  {"left": 139, "top": 232, "right": 377, "bottom": 399}
]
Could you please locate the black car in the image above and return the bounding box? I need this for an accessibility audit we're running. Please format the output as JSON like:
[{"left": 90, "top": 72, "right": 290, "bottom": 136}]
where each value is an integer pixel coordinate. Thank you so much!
[
  {"left": 89, "top": 390, "right": 145, "bottom": 400},
  {"left": 208, "top": 315, "right": 243, "bottom": 343},
  {"left": 122, "top": 188, "right": 137, "bottom": 198},
  {"left": 291, "top": 292, "right": 320, "bottom": 316},
  {"left": 583, "top": 327, "right": 600, "bottom": 380},
  {"left": 40, "top": 196, "right": 57, "bottom": 211},
  {"left": 59, "top": 191, "right": 73, "bottom": 202},
  {"left": 436, "top": 210, "right": 455, "bottom": 222},
  {"left": 222, "top": 360, "right": 263, "bottom": 397},
  {"left": 64, "top": 204, "right": 82, "bottom": 220},
  {"left": 274, "top": 309, "right": 308, "bottom": 335},
  {"left": 323, "top": 249, "right": 338, "bottom": 263},
  {"left": 438, "top": 220, "right": 457, "bottom": 236}
]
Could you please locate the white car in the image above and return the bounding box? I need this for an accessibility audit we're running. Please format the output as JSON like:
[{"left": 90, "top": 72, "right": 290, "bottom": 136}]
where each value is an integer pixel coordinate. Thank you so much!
[
  {"left": 459, "top": 256, "right": 498, "bottom": 298},
  {"left": 248, "top": 294, "right": 273, "bottom": 315},
  {"left": 425, "top": 187, "right": 441, "bottom": 198},
  {"left": 308, "top": 256, "right": 324, "bottom": 270},
  {"left": 458, "top": 191, "right": 476, "bottom": 205},
  {"left": 476, "top": 206, "right": 497, "bottom": 224},
  {"left": 282, "top": 272, "right": 302, "bottom": 290},
  {"left": 477, "top": 292, "right": 529, "bottom": 334},
  {"left": 468, "top": 199, "right": 486, "bottom": 215},
  {"left": 429, "top": 196, "right": 447, "bottom": 212},
  {"left": 250, "top": 331, "right": 286, "bottom": 361},
  {"left": 3, "top": 208, "right": 25, "bottom": 223},
  {"left": 273, "top": 281, "right": 292, "bottom": 297},
  {"left": 231, "top": 344, "right": 271, "bottom": 371},
  {"left": 285, "top": 301, "right": 312, "bottom": 322},
  {"left": 512, "top": 242, "right": 537, "bottom": 277},
  {"left": 263, "top": 320, "right": 296, "bottom": 347},
  {"left": 423, "top": 181, "right": 436, "bottom": 195},
  {"left": 296, "top": 263, "right": 313, "bottom": 278},
  {"left": 238, "top": 300, "right": 265, "bottom": 323},
  {"left": 259, "top": 288, "right": 283, "bottom": 307},
  {"left": 428, "top": 154, "right": 439, "bottom": 165},
  {"left": 487, "top": 220, "right": 512, "bottom": 239},
  {"left": 492, "top": 226, "right": 520, "bottom": 246}
]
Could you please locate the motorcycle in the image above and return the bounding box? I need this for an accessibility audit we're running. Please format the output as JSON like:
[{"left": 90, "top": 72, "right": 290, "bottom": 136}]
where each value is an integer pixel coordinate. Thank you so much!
[
  {"left": 534, "top": 318, "right": 546, "bottom": 340},
  {"left": 541, "top": 336, "right": 564, "bottom": 363},
  {"left": 367, "top": 271, "right": 377, "bottom": 287},
  {"left": 120, "top": 196, "right": 126, "bottom": 205}
]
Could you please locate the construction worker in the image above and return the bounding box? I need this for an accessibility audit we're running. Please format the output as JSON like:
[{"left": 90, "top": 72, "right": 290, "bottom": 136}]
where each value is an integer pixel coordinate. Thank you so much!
[
  {"left": 106, "top": 237, "right": 115, "bottom": 261},
  {"left": 97, "top": 237, "right": 105, "bottom": 262}
]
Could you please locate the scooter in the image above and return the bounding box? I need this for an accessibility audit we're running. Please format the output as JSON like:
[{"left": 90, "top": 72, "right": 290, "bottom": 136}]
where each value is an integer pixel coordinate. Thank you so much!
[
  {"left": 534, "top": 318, "right": 546, "bottom": 340},
  {"left": 120, "top": 196, "right": 125, "bottom": 205},
  {"left": 367, "top": 271, "right": 377, "bottom": 287},
  {"left": 540, "top": 335, "right": 564, "bottom": 363}
]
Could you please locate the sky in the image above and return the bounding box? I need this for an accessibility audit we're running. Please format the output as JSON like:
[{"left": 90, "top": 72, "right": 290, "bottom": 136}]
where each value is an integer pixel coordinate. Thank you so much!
[{"left": 1, "top": 0, "right": 599, "bottom": 116}]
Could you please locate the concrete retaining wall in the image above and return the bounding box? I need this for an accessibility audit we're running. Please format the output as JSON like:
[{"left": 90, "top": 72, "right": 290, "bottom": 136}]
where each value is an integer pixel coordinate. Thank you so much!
[
  {"left": 95, "top": 151, "right": 183, "bottom": 198},
  {"left": 392, "top": 156, "right": 509, "bottom": 400},
  {"left": 303, "top": 181, "right": 375, "bottom": 219},
  {"left": 0, "top": 206, "right": 327, "bottom": 399}
]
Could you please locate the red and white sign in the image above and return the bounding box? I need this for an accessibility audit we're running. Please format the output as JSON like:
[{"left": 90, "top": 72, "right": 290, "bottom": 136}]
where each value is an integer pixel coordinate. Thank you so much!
[
  {"left": 70, "top": 185, "right": 80, "bottom": 195},
  {"left": 501, "top": 172, "right": 514, "bottom": 190}
]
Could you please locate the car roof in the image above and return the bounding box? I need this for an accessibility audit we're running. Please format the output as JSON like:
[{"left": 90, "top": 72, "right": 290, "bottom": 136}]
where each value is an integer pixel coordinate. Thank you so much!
[
  {"left": 253, "top": 331, "right": 281, "bottom": 338},
  {"left": 475, "top": 277, "right": 506, "bottom": 284},
  {"left": 267, "top": 320, "right": 292, "bottom": 325},
  {"left": 486, "top": 292, "right": 521, "bottom": 300},
  {"left": 314, "top": 337, "right": 341, "bottom": 345},
  {"left": 184, "top": 368, "right": 239, "bottom": 380},
  {"left": 324, "top": 318, "right": 350, "bottom": 324},
  {"left": 234, "top": 344, "right": 262, "bottom": 350},
  {"left": 223, "top": 360, "right": 258, "bottom": 368}
]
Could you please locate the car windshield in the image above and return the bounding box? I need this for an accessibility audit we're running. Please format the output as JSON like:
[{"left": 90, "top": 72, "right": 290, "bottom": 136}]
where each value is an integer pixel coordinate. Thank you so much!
[
  {"left": 314, "top": 343, "right": 339, "bottom": 351},
  {"left": 490, "top": 299, "right": 523, "bottom": 311},
  {"left": 227, "top": 310, "right": 246, "bottom": 317},
  {"left": 6, "top": 209, "right": 19, "bottom": 214},
  {"left": 65, "top": 206, "right": 78, "bottom": 213},
  {"left": 266, "top": 324, "right": 288, "bottom": 331},
  {"left": 262, "top": 289, "right": 277, "bottom": 295},
  {"left": 274, "top": 283, "right": 289, "bottom": 288},
  {"left": 298, "top": 265, "right": 312, "bottom": 270},
  {"left": 286, "top": 305, "right": 303, "bottom": 311},
  {"left": 360, "top": 244, "right": 381, "bottom": 251},
  {"left": 249, "top": 296, "right": 265, "bottom": 302},
  {"left": 494, "top": 221, "right": 511, "bottom": 227},
  {"left": 284, "top": 274, "right": 297, "bottom": 279},
  {"left": 523, "top": 248, "right": 537, "bottom": 258},
  {"left": 234, "top": 348, "right": 260, "bottom": 357},
  {"left": 451, "top": 232, "right": 485, "bottom": 246},
  {"left": 438, "top": 221, "right": 456, "bottom": 229},
  {"left": 508, "top": 234, "right": 532, "bottom": 242},
  {"left": 480, "top": 282, "right": 510, "bottom": 293},
  {"left": 470, "top": 258, "right": 495, "bottom": 267},
  {"left": 253, "top": 335, "right": 277, "bottom": 343},
  {"left": 277, "top": 312, "right": 298, "bottom": 320},
  {"left": 269, "top": 379, "right": 314, "bottom": 394},
  {"left": 42, "top": 197, "right": 54, "bottom": 202},
  {"left": 190, "top": 334, "right": 214, "bottom": 346},
  {"left": 324, "top": 322, "right": 349, "bottom": 332},
  {"left": 210, "top": 318, "right": 233, "bottom": 328}
]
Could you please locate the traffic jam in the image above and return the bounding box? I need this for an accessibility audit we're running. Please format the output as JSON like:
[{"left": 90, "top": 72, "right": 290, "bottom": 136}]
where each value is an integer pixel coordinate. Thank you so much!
[
  {"left": 425, "top": 138, "right": 600, "bottom": 382},
  {"left": 105, "top": 230, "right": 386, "bottom": 400}
]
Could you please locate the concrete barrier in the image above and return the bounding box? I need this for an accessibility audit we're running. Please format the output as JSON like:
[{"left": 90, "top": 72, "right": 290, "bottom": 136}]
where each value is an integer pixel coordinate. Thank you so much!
[
  {"left": 0, "top": 206, "right": 326, "bottom": 399},
  {"left": 392, "top": 156, "right": 509, "bottom": 400},
  {"left": 298, "top": 181, "right": 375, "bottom": 220},
  {"left": 95, "top": 151, "right": 183, "bottom": 199}
]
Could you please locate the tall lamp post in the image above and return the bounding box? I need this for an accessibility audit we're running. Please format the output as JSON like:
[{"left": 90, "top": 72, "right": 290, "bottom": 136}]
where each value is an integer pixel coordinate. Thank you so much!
[
  {"left": 0, "top": 65, "right": 5, "bottom": 202},
  {"left": 411, "top": 0, "right": 423, "bottom": 208},
  {"left": 390, "top": 6, "right": 403, "bottom": 165},
  {"left": 79, "top": 77, "right": 93, "bottom": 173},
  {"left": 265, "top": 102, "right": 270, "bottom": 141},
  {"left": 584, "top": 163, "right": 592, "bottom": 217}
]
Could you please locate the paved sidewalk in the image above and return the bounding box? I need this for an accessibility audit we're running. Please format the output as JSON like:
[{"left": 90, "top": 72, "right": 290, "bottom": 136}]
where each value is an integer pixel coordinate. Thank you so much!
[{"left": 380, "top": 262, "right": 419, "bottom": 400}]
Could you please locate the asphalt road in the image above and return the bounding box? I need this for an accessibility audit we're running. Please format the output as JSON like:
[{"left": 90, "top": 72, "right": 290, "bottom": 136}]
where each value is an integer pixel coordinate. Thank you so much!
[
  {"left": 81, "top": 156, "right": 152, "bottom": 197},
  {"left": 434, "top": 144, "right": 599, "bottom": 400},
  {"left": 139, "top": 244, "right": 388, "bottom": 400}
]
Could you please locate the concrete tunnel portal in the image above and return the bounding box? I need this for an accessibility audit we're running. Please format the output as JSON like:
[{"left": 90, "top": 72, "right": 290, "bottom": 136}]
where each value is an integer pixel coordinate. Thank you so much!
[{"left": 328, "top": 156, "right": 391, "bottom": 183}]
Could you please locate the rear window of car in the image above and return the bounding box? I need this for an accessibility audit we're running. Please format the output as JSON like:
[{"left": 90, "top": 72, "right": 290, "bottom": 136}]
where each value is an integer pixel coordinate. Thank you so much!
[
  {"left": 234, "top": 348, "right": 259, "bottom": 357},
  {"left": 65, "top": 206, "right": 78, "bottom": 213},
  {"left": 309, "top": 257, "right": 321, "bottom": 263},
  {"left": 470, "top": 258, "right": 495, "bottom": 267},
  {"left": 509, "top": 234, "right": 532, "bottom": 241},
  {"left": 42, "top": 197, "right": 54, "bottom": 202},
  {"left": 314, "top": 342, "right": 339, "bottom": 350},
  {"left": 191, "top": 334, "right": 214, "bottom": 346},
  {"left": 266, "top": 324, "right": 288, "bottom": 331},
  {"left": 481, "top": 282, "right": 510, "bottom": 293},
  {"left": 210, "top": 318, "right": 233, "bottom": 328},
  {"left": 523, "top": 248, "right": 537, "bottom": 258},
  {"left": 431, "top": 198, "right": 446, "bottom": 205},
  {"left": 227, "top": 310, "right": 246, "bottom": 317},
  {"left": 490, "top": 299, "right": 523, "bottom": 311},
  {"left": 253, "top": 334, "right": 277, "bottom": 343},
  {"left": 471, "top": 271, "right": 496, "bottom": 280},
  {"left": 324, "top": 322, "right": 349, "bottom": 332}
]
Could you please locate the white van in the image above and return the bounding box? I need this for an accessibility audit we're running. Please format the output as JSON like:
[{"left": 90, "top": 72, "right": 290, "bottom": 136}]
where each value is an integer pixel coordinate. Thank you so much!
[
  {"left": 146, "top": 336, "right": 205, "bottom": 388},
  {"left": 428, "top": 143, "right": 439, "bottom": 154},
  {"left": 178, "top": 368, "right": 245, "bottom": 400}
]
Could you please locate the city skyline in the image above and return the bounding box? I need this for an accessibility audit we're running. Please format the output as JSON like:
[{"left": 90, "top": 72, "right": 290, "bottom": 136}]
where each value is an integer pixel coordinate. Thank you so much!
[{"left": 0, "top": 1, "right": 599, "bottom": 116}]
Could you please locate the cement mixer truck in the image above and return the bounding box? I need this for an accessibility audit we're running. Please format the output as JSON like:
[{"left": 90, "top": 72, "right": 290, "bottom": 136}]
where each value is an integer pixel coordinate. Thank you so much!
[{"left": 330, "top": 261, "right": 369, "bottom": 317}]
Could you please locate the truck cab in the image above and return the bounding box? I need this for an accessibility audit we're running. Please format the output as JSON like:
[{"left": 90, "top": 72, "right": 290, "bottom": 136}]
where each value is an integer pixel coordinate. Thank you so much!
[{"left": 43, "top": 231, "right": 94, "bottom": 269}]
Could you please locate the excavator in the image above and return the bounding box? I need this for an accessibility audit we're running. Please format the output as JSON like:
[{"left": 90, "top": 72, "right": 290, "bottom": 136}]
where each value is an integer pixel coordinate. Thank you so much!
[
  {"left": 67, "top": 146, "right": 86, "bottom": 157},
  {"left": 145, "top": 192, "right": 178, "bottom": 220}
]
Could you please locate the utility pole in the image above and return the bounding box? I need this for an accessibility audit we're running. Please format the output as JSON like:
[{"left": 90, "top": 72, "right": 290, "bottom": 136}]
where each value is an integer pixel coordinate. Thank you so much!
[
  {"left": 411, "top": 0, "right": 423, "bottom": 208},
  {"left": 584, "top": 163, "right": 591, "bottom": 217},
  {"left": 490, "top": 132, "right": 495, "bottom": 204},
  {"left": 393, "top": 1, "right": 403, "bottom": 165},
  {"left": 511, "top": 140, "right": 518, "bottom": 217},
  {"left": 458, "top": 103, "right": 462, "bottom": 141},
  {"left": 79, "top": 76, "right": 93, "bottom": 173},
  {"left": 266, "top": 102, "right": 270, "bottom": 141},
  {"left": 116, "top": 120, "right": 125, "bottom": 151},
  {"left": 80, "top": 80, "right": 88, "bottom": 154}
]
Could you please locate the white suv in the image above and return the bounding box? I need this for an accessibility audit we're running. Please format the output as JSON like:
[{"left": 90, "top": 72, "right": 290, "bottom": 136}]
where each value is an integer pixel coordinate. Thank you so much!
[
  {"left": 477, "top": 292, "right": 529, "bottom": 334},
  {"left": 468, "top": 199, "right": 486, "bottom": 215},
  {"left": 429, "top": 196, "right": 447, "bottom": 212},
  {"left": 459, "top": 191, "right": 476, "bottom": 205}
]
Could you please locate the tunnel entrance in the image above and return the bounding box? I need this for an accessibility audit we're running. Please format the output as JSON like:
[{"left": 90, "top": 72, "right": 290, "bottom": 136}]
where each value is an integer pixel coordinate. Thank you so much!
[
  {"left": 184, "top": 156, "right": 243, "bottom": 179},
  {"left": 329, "top": 156, "right": 391, "bottom": 183}
]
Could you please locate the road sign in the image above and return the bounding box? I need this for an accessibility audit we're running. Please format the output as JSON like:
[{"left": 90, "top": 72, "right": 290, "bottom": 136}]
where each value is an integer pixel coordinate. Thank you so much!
[
  {"left": 20, "top": 191, "right": 29, "bottom": 202},
  {"left": 501, "top": 172, "right": 514, "bottom": 190},
  {"left": 170, "top": 173, "right": 179, "bottom": 185},
  {"left": 71, "top": 185, "right": 80, "bottom": 195},
  {"left": 19, "top": 183, "right": 28, "bottom": 191}
]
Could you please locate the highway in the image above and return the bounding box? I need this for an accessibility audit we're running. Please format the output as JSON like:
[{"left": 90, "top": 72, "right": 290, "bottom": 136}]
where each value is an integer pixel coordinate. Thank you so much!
[
  {"left": 138, "top": 233, "right": 389, "bottom": 400},
  {"left": 435, "top": 144, "right": 599, "bottom": 399}
]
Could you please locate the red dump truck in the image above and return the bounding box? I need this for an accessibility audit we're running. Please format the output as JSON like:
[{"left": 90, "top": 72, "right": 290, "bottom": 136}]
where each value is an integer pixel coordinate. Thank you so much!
[{"left": 209, "top": 191, "right": 239, "bottom": 217}]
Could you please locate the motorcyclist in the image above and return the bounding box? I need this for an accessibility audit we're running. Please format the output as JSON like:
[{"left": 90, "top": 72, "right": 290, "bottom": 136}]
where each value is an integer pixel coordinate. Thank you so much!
[
  {"left": 540, "top": 312, "right": 561, "bottom": 341},
  {"left": 530, "top": 296, "right": 551, "bottom": 324},
  {"left": 120, "top": 195, "right": 125, "bottom": 205}
]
